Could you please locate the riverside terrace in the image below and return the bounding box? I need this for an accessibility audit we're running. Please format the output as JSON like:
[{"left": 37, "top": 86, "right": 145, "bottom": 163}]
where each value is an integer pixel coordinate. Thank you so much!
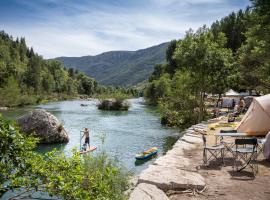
[{"left": 129, "top": 117, "right": 270, "bottom": 200}]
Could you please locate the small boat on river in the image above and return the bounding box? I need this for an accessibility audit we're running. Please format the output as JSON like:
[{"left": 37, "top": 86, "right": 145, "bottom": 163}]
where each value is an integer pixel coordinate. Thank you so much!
[{"left": 135, "top": 147, "right": 158, "bottom": 160}]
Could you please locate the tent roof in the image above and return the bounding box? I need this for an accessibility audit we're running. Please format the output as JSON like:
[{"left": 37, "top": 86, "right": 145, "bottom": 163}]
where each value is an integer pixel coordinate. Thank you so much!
[
  {"left": 225, "top": 89, "right": 240, "bottom": 97},
  {"left": 255, "top": 94, "right": 270, "bottom": 116},
  {"left": 236, "top": 94, "right": 270, "bottom": 135}
]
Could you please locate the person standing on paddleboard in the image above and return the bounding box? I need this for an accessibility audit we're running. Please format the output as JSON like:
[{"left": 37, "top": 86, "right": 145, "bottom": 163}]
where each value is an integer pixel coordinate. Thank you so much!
[{"left": 82, "top": 128, "right": 90, "bottom": 149}]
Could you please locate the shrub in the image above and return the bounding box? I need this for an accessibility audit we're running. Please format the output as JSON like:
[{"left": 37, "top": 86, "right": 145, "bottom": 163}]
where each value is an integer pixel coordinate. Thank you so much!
[{"left": 0, "top": 116, "right": 130, "bottom": 200}]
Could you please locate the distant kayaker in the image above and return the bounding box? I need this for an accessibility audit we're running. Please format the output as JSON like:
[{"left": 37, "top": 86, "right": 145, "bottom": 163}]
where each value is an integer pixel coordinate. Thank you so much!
[{"left": 81, "top": 128, "right": 90, "bottom": 149}]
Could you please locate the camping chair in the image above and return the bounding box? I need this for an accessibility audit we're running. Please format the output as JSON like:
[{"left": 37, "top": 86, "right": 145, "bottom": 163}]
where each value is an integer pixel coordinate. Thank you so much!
[
  {"left": 257, "top": 138, "right": 265, "bottom": 159},
  {"left": 202, "top": 133, "right": 225, "bottom": 166},
  {"left": 220, "top": 130, "right": 237, "bottom": 157},
  {"left": 232, "top": 138, "right": 258, "bottom": 176}
]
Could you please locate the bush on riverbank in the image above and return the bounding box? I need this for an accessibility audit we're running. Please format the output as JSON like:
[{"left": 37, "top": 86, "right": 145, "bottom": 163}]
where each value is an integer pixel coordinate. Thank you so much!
[{"left": 0, "top": 116, "right": 130, "bottom": 200}]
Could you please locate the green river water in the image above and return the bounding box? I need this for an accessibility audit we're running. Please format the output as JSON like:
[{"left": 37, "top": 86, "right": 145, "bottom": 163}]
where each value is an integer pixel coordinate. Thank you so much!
[{"left": 0, "top": 98, "right": 179, "bottom": 174}]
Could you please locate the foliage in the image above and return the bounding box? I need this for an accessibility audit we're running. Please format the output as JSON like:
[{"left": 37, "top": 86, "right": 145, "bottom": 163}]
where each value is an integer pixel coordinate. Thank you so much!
[
  {"left": 0, "top": 31, "right": 99, "bottom": 107},
  {"left": 146, "top": 28, "right": 234, "bottom": 127},
  {"left": 237, "top": 0, "right": 270, "bottom": 93},
  {"left": 55, "top": 42, "right": 169, "bottom": 86},
  {"left": 0, "top": 116, "right": 130, "bottom": 200},
  {"left": 159, "top": 71, "right": 198, "bottom": 128},
  {"left": 145, "top": 0, "right": 270, "bottom": 128},
  {"left": 211, "top": 9, "right": 251, "bottom": 53},
  {"left": 97, "top": 91, "right": 130, "bottom": 111}
]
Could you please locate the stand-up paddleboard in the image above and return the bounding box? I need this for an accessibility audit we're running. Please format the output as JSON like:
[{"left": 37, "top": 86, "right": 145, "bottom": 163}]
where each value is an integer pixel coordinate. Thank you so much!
[
  {"left": 80, "top": 146, "right": 97, "bottom": 154},
  {"left": 79, "top": 130, "right": 97, "bottom": 154}
]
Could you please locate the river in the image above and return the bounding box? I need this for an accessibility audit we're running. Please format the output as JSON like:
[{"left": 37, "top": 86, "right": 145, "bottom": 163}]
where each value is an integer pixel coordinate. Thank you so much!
[{"left": 1, "top": 98, "right": 179, "bottom": 174}]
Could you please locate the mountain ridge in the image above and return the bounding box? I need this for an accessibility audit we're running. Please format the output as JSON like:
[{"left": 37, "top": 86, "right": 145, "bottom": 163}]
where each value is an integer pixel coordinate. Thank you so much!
[{"left": 55, "top": 42, "right": 169, "bottom": 86}]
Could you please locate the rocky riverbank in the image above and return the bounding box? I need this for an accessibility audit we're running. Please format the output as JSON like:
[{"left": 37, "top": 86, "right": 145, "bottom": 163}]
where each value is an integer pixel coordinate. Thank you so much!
[{"left": 129, "top": 123, "right": 208, "bottom": 199}]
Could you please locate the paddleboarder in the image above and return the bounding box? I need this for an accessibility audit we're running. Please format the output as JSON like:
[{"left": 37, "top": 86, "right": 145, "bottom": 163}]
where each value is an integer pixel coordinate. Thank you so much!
[{"left": 81, "top": 128, "right": 90, "bottom": 150}]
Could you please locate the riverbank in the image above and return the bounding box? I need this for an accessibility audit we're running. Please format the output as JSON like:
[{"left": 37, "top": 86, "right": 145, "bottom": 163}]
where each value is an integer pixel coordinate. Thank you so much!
[
  {"left": 0, "top": 98, "right": 176, "bottom": 173},
  {"left": 129, "top": 117, "right": 270, "bottom": 200}
]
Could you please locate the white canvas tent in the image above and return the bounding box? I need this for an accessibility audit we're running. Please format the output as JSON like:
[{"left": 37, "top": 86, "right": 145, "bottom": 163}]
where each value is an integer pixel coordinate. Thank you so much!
[
  {"left": 225, "top": 89, "right": 241, "bottom": 97},
  {"left": 236, "top": 94, "right": 270, "bottom": 136},
  {"left": 222, "top": 89, "right": 241, "bottom": 108}
]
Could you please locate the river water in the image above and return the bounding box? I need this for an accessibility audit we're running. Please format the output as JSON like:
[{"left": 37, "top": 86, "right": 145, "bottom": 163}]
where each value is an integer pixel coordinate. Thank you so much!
[{"left": 1, "top": 98, "right": 179, "bottom": 174}]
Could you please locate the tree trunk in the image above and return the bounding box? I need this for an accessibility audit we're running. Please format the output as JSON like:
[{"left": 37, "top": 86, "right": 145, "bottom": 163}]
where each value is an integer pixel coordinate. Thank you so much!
[{"left": 198, "top": 92, "right": 205, "bottom": 122}]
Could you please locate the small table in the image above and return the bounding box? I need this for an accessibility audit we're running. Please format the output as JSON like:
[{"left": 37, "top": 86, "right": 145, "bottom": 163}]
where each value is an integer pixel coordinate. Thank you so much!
[
  {"left": 215, "top": 132, "right": 249, "bottom": 137},
  {"left": 214, "top": 132, "right": 263, "bottom": 159},
  {"left": 214, "top": 132, "right": 249, "bottom": 145}
]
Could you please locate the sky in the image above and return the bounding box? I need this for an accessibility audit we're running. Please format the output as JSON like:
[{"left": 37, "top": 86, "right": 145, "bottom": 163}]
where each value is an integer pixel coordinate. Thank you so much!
[{"left": 0, "top": 0, "right": 250, "bottom": 58}]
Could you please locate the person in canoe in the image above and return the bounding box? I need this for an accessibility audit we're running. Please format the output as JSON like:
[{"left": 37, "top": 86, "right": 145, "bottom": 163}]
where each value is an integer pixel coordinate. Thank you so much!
[{"left": 81, "top": 128, "right": 90, "bottom": 150}]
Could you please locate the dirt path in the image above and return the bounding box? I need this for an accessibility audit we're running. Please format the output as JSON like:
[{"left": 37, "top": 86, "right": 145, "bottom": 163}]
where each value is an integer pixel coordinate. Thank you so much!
[{"left": 170, "top": 127, "right": 270, "bottom": 200}]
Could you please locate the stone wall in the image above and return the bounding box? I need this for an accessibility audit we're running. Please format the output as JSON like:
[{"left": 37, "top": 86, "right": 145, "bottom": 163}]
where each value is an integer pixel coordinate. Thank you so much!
[{"left": 129, "top": 123, "right": 208, "bottom": 200}]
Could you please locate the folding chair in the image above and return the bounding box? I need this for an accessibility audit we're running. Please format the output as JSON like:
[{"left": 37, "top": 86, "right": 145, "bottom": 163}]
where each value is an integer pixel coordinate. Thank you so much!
[
  {"left": 256, "top": 138, "right": 265, "bottom": 159},
  {"left": 220, "top": 130, "right": 237, "bottom": 157},
  {"left": 232, "top": 138, "right": 258, "bottom": 176},
  {"left": 202, "top": 134, "right": 225, "bottom": 166}
]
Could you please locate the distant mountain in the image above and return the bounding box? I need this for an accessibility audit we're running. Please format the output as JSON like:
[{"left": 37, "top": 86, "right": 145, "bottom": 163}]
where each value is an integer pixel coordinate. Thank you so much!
[{"left": 55, "top": 42, "right": 169, "bottom": 86}]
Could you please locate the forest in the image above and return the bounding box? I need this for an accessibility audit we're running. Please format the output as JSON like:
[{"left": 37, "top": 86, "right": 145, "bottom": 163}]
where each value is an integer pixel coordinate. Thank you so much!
[
  {"left": 145, "top": 0, "right": 270, "bottom": 129},
  {"left": 0, "top": 31, "right": 100, "bottom": 107}
]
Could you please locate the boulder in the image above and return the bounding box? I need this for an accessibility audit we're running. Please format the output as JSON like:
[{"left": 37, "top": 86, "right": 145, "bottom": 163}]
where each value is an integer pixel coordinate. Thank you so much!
[
  {"left": 153, "top": 154, "right": 193, "bottom": 171},
  {"left": 17, "top": 109, "right": 69, "bottom": 143},
  {"left": 138, "top": 165, "right": 205, "bottom": 192},
  {"left": 129, "top": 183, "right": 169, "bottom": 200},
  {"left": 181, "top": 135, "right": 203, "bottom": 144}
]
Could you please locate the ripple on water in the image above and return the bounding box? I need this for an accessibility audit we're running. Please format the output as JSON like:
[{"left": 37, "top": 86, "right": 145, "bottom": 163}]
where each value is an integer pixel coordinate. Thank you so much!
[{"left": 0, "top": 98, "right": 179, "bottom": 174}]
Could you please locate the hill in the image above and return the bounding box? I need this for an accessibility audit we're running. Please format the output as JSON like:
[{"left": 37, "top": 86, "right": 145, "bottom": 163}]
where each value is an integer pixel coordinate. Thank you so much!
[{"left": 55, "top": 42, "right": 169, "bottom": 86}]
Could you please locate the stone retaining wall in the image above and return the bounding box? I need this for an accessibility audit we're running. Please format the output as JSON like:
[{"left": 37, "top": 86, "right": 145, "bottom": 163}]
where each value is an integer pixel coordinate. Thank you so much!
[{"left": 129, "top": 123, "right": 208, "bottom": 200}]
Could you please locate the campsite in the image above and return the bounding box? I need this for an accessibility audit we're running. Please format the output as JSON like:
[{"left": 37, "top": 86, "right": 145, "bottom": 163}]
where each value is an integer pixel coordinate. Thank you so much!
[{"left": 1, "top": 0, "right": 270, "bottom": 199}]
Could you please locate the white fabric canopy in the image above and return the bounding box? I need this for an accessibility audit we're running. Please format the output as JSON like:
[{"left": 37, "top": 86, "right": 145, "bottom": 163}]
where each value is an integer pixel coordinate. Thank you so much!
[
  {"left": 225, "top": 89, "right": 241, "bottom": 97},
  {"left": 236, "top": 94, "right": 270, "bottom": 136}
]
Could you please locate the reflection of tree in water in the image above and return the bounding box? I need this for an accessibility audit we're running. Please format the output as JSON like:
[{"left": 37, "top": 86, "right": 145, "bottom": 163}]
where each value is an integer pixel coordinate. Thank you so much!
[
  {"left": 37, "top": 143, "right": 66, "bottom": 154},
  {"left": 162, "top": 135, "right": 179, "bottom": 155}
]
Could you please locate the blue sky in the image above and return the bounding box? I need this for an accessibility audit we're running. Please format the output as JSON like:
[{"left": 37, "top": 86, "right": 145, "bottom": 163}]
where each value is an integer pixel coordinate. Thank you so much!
[{"left": 0, "top": 0, "right": 250, "bottom": 58}]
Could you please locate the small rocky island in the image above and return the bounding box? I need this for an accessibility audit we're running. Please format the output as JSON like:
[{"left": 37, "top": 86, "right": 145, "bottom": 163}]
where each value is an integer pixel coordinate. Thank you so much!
[
  {"left": 17, "top": 109, "right": 69, "bottom": 143},
  {"left": 98, "top": 99, "right": 130, "bottom": 111}
]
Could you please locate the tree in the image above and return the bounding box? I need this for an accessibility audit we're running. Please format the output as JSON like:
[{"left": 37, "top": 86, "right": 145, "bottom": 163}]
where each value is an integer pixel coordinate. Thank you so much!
[
  {"left": 165, "top": 40, "right": 178, "bottom": 74},
  {"left": 0, "top": 116, "right": 129, "bottom": 200},
  {"left": 0, "top": 76, "right": 21, "bottom": 106},
  {"left": 211, "top": 9, "right": 251, "bottom": 53},
  {"left": 237, "top": 0, "right": 270, "bottom": 93},
  {"left": 173, "top": 27, "right": 234, "bottom": 121}
]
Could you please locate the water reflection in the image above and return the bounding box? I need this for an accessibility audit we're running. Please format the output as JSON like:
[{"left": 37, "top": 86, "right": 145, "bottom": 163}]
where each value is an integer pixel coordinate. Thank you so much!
[{"left": 0, "top": 98, "right": 178, "bottom": 174}]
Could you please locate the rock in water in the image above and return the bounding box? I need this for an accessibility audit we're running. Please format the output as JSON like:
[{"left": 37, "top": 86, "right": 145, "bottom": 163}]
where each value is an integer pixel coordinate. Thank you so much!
[
  {"left": 98, "top": 99, "right": 129, "bottom": 111},
  {"left": 17, "top": 109, "right": 69, "bottom": 143}
]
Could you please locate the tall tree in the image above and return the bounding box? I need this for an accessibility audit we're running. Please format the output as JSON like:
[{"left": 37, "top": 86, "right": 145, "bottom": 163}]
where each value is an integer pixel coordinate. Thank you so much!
[{"left": 173, "top": 27, "right": 234, "bottom": 121}]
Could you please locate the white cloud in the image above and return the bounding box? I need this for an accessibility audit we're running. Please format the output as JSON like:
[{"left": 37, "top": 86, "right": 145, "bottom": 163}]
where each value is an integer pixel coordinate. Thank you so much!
[{"left": 2, "top": 0, "right": 250, "bottom": 58}]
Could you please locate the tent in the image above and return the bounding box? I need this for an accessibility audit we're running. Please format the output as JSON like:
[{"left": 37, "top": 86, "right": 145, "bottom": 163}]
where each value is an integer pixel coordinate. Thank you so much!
[
  {"left": 225, "top": 89, "right": 241, "bottom": 97},
  {"left": 222, "top": 89, "right": 241, "bottom": 108},
  {"left": 236, "top": 94, "right": 270, "bottom": 136}
]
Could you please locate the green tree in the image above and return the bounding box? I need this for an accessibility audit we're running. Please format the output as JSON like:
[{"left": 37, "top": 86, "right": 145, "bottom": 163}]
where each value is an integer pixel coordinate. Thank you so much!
[
  {"left": 0, "top": 76, "right": 21, "bottom": 106},
  {"left": 237, "top": 0, "right": 270, "bottom": 93},
  {"left": 173, "top": 27, "right": 234, "bottom": 121}
]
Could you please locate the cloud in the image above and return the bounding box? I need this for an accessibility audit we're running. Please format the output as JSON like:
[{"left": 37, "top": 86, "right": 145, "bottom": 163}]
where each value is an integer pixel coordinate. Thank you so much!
[{"left": 0, "top": 0, "right": 250, "bottom": 58}]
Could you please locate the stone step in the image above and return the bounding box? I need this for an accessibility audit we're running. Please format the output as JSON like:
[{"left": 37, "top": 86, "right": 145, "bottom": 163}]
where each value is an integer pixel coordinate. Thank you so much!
[
  {"left": 138, "top": 165, "right": 205, "bottom": 192},
  {"left": 129, "top": 183, "right": 169, "bottom": 200}
]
